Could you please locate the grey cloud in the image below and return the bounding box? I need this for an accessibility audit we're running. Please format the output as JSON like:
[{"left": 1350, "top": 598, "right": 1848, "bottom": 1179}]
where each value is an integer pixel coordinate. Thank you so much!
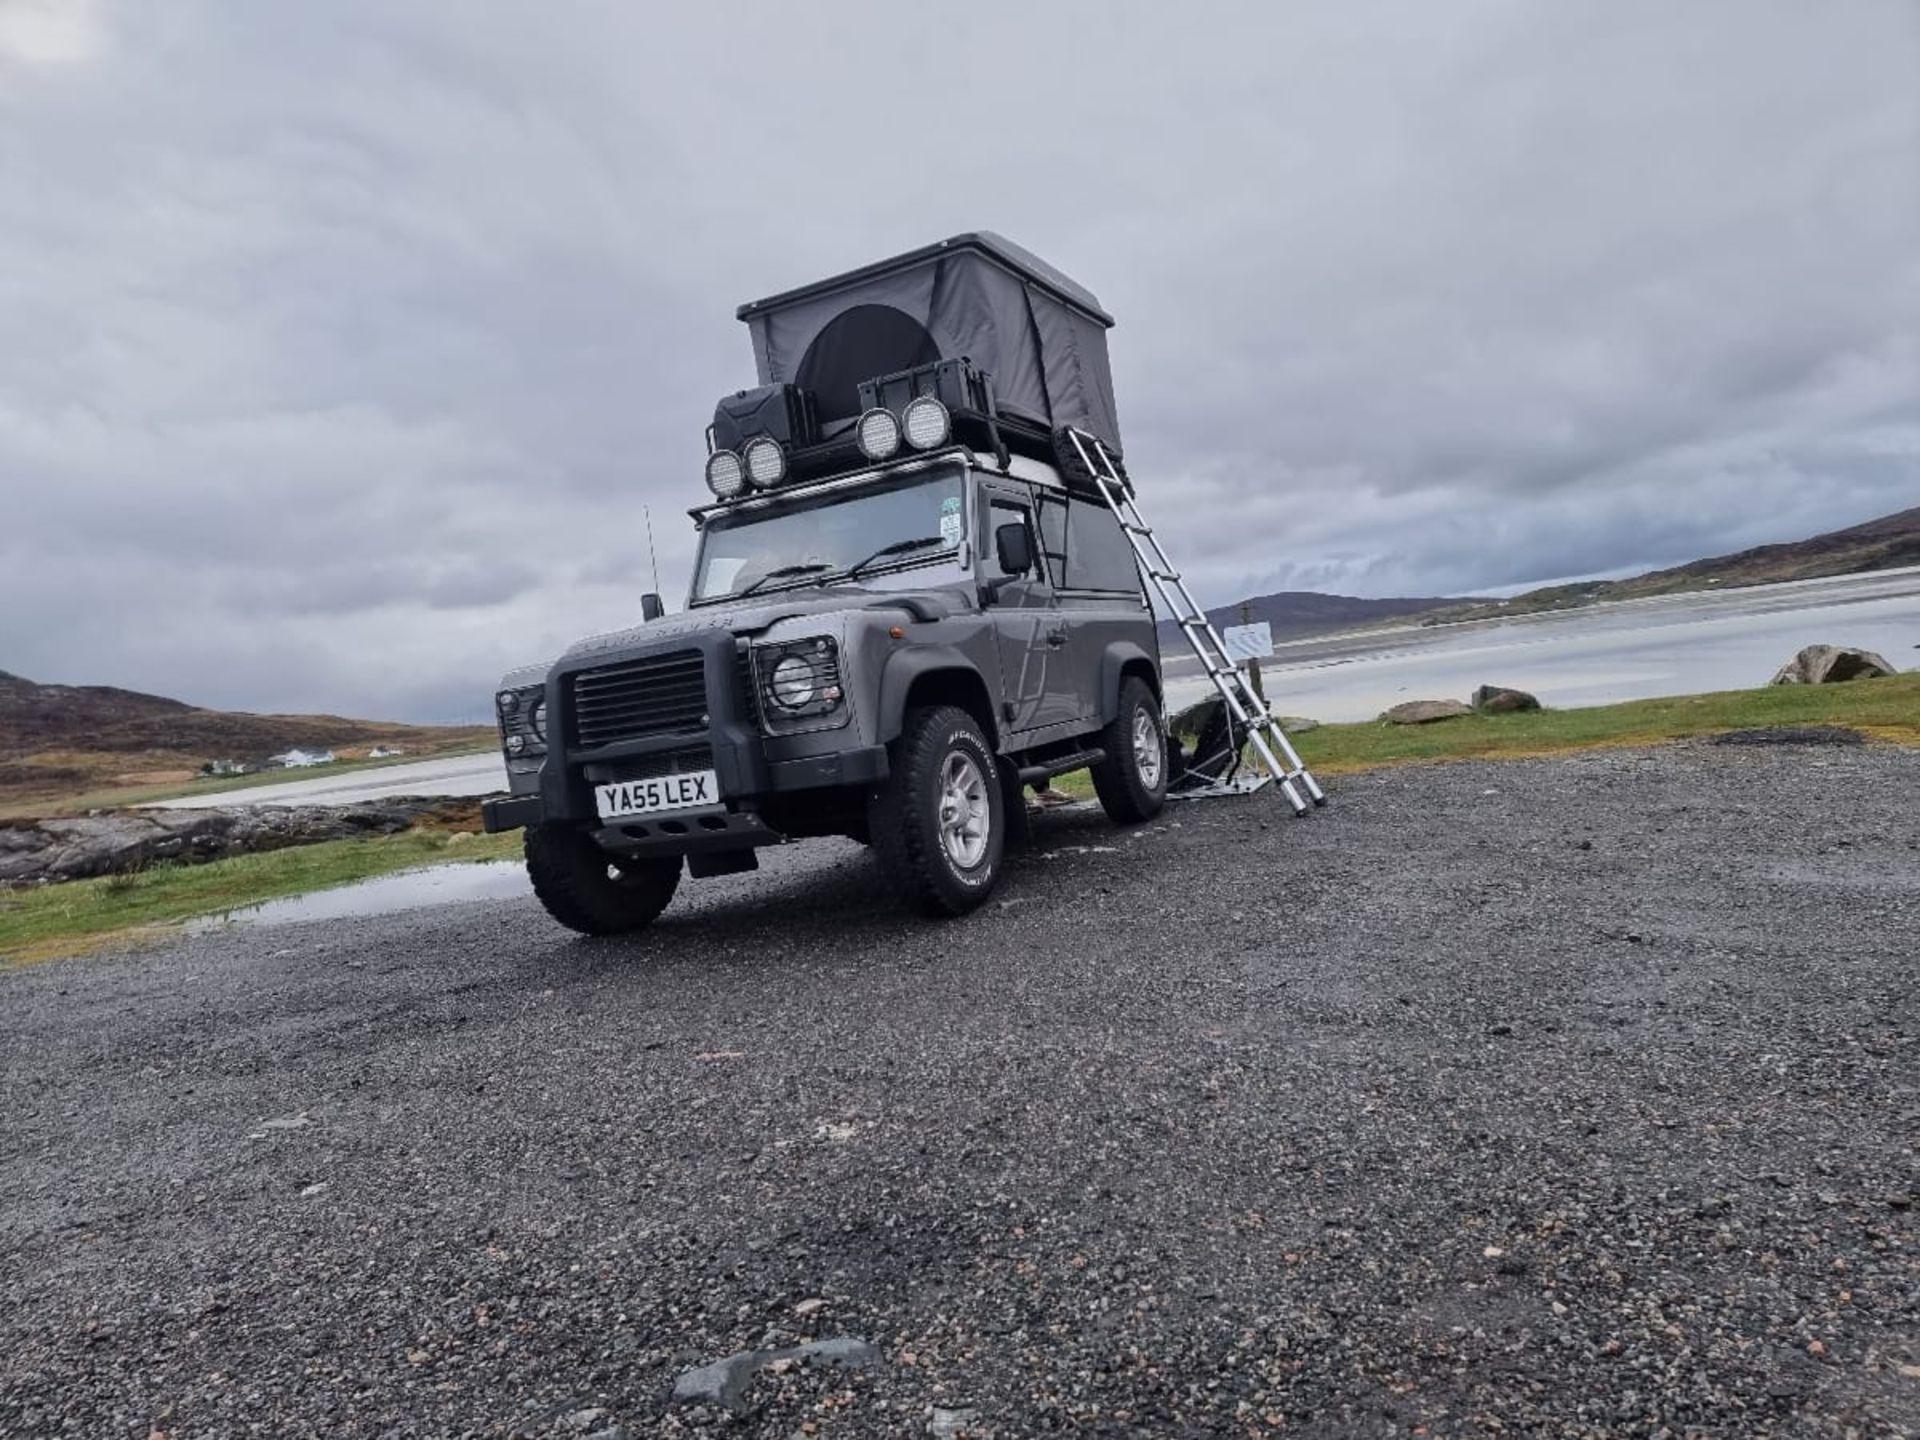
[{"left": 1, "top": 0, "right": 1914, "bottom": 720}]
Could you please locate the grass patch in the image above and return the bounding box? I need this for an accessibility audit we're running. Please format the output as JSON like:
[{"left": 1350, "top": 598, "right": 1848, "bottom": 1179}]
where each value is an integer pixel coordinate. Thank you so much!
[
  {"left": 1047, "top": 673, "right": 1920, "bottom": 795},
  {"left": 0, "top": 829, "right": 520, "bottom": 968},
  {"left": 1293, "top": 673, "right": 1920, "bottom": 773}
]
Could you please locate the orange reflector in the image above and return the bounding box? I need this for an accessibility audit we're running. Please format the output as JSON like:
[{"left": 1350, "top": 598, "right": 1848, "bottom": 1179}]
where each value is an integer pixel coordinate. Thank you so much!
[{"left": 889, "top": 626, "right": 905, "bottom": 640}]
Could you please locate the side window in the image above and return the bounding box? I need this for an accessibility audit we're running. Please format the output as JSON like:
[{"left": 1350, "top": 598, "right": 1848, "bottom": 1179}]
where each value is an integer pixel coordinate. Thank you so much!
[
  {"left": 1036, "top": 496, "right": 1069, "bottom": 588},
  {"left": 984, "top": 499, "right": 1037, "bottom": 579},
  {"left": 1061, "top": 497, "right": 1142, "bottom": 593}
]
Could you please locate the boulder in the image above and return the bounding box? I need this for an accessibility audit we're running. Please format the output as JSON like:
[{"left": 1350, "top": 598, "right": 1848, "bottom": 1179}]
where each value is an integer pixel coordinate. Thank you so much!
[
  {"left": 1166, "top": 697, "right": 1223, "bottom": 738},
  {"left": 1274, "top": 715, "right": 1321, "bottom": 733},
  {"left": 1380, "top": 699, "right": 1474, "bottom": 725},
  {"left": 1769, "top": 645, "right": 1897, "bottom": 686},
  {"left": 1470, "top": 685, "right": 1540, "bottom": 714},
  {"left": 0, "top": 797, "right": 468, "bottom": 887}
]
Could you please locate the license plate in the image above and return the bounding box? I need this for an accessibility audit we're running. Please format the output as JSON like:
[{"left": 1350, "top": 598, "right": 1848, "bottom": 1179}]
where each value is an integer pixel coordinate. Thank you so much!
[{"left": 594, "top": 770, "right": 721, "bottom": 821}]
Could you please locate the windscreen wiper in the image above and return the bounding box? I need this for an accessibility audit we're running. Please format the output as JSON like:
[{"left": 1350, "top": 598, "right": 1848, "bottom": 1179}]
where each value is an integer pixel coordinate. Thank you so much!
[
  {"left": 843, "top": 535, "right": 948, "bottom": 580},
  {"left": 735, "top": 562, "right": 833, "bottom": 598}
]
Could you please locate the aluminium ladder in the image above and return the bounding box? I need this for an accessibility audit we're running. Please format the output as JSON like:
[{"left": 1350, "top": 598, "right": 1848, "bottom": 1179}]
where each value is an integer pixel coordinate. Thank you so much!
[{"left": 1062, "top": 429, "right": 1327, "bottom": 816}]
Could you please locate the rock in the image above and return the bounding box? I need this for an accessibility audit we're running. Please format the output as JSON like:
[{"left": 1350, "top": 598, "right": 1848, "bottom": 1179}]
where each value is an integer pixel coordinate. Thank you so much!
[
  {"left": 1275, "top": 715, "right": 1320, "bottom": 733},
  {"left": 0, "top": 796, "right": 480, "bottom": 888},
  {"left": 1380, "top": 699, "right": 1474, "bottom": 725},
  {"left": 929, "top": 1405, "right": 985, "bottom": 1438},
  {"left": 1768, "top": 644, "right": 1897, "bottom": 686},
  {"left": 1166, "top": 697, "right": 1223, "bottom": 738},
  {"left": 563, "top": 1408, "right": 608, "bottom": 1431},
  {"left": 1470, "top": 684, "right": 1540, "bottom": 713},
  {"left": 671, "top": 1335, "right": 879, "bottom": 1412}
]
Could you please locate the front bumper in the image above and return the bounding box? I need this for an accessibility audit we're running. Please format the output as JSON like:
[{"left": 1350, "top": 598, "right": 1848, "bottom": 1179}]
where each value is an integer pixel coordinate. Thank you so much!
[
  {"left": 481, "top": 629, "right": 888, "bottom": 837},
  {"left": 482, "top": 795, "right": 544, "bottom": 834}
]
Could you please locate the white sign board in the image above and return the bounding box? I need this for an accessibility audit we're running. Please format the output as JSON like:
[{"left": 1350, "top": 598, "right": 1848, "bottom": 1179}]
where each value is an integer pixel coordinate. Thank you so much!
[{"left": 1221, "top": 621, "right": 1273, "bottom": 662}]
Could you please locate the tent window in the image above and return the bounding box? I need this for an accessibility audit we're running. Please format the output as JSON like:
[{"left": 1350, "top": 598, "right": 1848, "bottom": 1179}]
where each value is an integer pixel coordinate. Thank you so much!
[{"left": 794, "top": 305, "right": 940, "bottom": 424}]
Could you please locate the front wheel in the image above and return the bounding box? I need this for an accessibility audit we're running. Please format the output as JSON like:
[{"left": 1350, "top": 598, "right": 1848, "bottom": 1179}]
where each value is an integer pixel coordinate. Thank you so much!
[
  {"left": 1090, "top": 676, "right": 1168, "bottom": 824},
  {"left": 524, "top": 824, "right": 682, "bottom": 936},
  {"left": 868, "top": 705, "right": 1005, "bottom": 916}
]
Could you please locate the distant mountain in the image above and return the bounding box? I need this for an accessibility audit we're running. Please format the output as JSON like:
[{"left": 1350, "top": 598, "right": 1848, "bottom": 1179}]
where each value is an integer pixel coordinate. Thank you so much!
[
  {"left": 1441, "top": 504, "right": 1920, "bottom": 623},
  {"left": 1156, "top": 592, "right": 1476, "bottom": 651},
  {"left": 0, "top": 670, "right": 489, "bottom": 814}
]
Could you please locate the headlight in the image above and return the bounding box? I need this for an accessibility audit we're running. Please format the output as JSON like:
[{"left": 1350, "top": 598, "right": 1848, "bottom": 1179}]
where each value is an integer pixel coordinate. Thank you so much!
[
  {"left": 743, "top": 436, "right": 786, "bottom": 488},
  {"left": 770, "top": 655, "right": 816, "bottom": 709},
  {"left": 705, "top": 449, "right": 747, "bottom": 500},
  {"left": 755, "top": 637, "right": 846, "bottom": 726},
  {"left": 902, "top": 395, "right": 950, "bottom": 450},
  {"left": 856, "top": 408, "right": 901, "bottom": 461},
  {"left": 497, "top": 683, "right": 547, "bottom": 759}
]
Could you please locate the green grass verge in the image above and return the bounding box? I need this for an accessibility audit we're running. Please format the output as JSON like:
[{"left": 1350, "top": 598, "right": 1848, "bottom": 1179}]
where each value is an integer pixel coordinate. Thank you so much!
[
  {"left": 1047, "top": 673, "right": 1920, "bottom": 796},
  {"left": 0, "top": 829, "right": 520, "bottom": 968},
  {"left": 1291, "top": 673, "right": 1920, "bottom": 772}
]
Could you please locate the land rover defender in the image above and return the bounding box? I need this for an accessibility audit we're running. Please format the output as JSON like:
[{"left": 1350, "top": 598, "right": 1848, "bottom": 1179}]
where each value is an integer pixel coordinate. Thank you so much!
[{"left": 483, "top": 234, "right": 1168, "bottom": 933}]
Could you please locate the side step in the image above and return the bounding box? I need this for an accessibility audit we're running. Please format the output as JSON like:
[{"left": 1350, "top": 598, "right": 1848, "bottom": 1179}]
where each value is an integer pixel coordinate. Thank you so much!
[{"left": 1017, "top": 747, "right": 1105, "bottom": 786}]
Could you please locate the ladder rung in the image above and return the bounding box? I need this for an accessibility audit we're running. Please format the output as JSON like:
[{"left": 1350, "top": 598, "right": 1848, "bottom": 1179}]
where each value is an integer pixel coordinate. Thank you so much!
[
  {"left": 1122, "top": 521, "right": 1152, "bottom": 535},
  {"left": 1149, "top": 570, "right": 1180, "bottom": 583}
]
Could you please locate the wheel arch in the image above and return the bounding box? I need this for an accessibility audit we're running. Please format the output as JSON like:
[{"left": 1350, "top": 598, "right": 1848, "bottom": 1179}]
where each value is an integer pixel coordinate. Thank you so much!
[
  {"left": 878, "top": 649, "right": 1001, "bottom": 753},
  {"left": 1100, "top": 642, "right": 1162, "bottom": 724}
]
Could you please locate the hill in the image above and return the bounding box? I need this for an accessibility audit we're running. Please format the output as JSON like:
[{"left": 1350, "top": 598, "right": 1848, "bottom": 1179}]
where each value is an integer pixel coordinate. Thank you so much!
[
  {"left": 1441, "top": 505, "right": 1920, "bottom": 623},
  {"left": 0, "top": 670, "right": 491, "bottom": 815},
  {"left": 1156, "top": 591, "right": 1475, "bottom": 652}
]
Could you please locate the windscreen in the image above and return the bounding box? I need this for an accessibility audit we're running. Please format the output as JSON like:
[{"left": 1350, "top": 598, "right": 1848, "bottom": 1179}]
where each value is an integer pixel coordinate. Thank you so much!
[{"left": 692, "top": 465, "right": 969, "bottom": 602}]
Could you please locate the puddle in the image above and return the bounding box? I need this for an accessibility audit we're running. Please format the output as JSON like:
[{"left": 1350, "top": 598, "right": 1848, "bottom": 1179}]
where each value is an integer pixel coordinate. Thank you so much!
[{"left": 192, "top": 860, "right": 529, "bottom": 930}]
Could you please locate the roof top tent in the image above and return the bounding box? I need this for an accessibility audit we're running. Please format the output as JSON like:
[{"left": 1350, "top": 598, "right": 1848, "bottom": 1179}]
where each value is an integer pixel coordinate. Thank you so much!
[{"left": 734, "top": 232, "right": 1124, "bottom": 466}]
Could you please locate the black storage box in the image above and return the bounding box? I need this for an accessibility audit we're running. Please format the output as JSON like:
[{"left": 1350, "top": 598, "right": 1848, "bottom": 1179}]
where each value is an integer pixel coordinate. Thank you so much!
[
  {"left": 710, "top": 383, "right": 819, "bottom": 452},
  {"left": 857, "top": 357, "right": 994, "bottom": 420}
]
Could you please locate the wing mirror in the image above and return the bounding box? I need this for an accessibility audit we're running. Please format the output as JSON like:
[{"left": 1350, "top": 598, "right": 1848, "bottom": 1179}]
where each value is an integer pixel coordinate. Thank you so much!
[
  {"left": 641, "top": 592, "right": 665, "bottom": 622},
  {"left": 994, "top": 522, "right": 1033, "bottom": 577}
]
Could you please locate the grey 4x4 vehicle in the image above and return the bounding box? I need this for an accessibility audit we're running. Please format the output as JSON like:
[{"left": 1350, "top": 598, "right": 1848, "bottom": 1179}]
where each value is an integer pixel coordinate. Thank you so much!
[{"left": 484, "top": 234, "right": 1167, "bottom": 933}]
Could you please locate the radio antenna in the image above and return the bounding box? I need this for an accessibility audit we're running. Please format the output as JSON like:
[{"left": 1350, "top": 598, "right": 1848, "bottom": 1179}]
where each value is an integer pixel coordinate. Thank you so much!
[{"left": 644, "top": 504, "right": 662, "bottom": 595}]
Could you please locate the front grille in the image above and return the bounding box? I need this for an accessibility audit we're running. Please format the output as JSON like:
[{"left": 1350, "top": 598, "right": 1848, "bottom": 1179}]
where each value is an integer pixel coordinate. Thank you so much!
[{"left": 571, "top": 651, "right": 707, "bottom": 748}]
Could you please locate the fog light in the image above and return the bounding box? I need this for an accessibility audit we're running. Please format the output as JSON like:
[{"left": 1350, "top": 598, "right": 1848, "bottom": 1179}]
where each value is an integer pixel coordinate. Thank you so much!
[
  {"left": 705, "top": 449, "right": 747, "bottom": 499},
  {"left": 743, "top": 436, "right": 786, "bottom": 488},
  {"left": 505, "top": 733, "right": 527, "bottom": 756},
  {"left": 856, "top": 408, "right": 901, "bottom": 461},
  {"left": 902, "top": 395, "right": 950, "bottom": 450}
]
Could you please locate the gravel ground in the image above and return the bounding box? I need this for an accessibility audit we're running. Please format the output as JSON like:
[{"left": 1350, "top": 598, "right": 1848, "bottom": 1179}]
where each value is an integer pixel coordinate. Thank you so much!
[{"left": 2, "top": 741, "right": 1916, "bottom": 1438}]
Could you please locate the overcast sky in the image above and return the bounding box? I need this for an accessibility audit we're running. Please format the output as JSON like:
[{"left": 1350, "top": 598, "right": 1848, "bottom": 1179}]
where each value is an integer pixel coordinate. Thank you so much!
[{"left": 2, "top": 1, "right": 1915, "bottom": 722}]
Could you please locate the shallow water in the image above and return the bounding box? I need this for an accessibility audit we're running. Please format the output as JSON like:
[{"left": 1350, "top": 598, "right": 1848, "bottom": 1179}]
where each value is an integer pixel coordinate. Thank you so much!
[
  {"left": 189, "top": 860, "right": 528, "bottom": 930},
  {"left": 1164, "top": 565, "right": 1920, "bottom": 721}
]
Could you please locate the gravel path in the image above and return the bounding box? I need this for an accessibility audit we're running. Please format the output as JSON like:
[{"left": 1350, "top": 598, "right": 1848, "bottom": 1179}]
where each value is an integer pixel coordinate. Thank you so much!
[{"left": 3, "top": 742, "right": 1916, "bottom": 1438}]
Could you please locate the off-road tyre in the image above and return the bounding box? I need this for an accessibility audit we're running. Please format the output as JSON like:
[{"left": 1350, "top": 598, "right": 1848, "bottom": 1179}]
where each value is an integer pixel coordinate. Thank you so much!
[
  {"left": 868, "top": 705, "right": 1004, "bottom": 916},
  {"left": 524, "top": 823, "right": 682, "bottom": 936},
  {"left": 1090, "top": 676, "right": 1168, "bottom": 824}
]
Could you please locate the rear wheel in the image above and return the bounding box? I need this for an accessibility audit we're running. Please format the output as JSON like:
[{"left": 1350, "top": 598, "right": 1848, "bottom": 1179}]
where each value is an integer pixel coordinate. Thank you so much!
[
  {"left": 524, "top": 823, "right": 682, "bottom": 936},
  {"left": 868, "top": 705, "right": 1004, "bottom": 916},
  {"left": 1090, "top": 676, "right": 1167, "bottom": 824}
]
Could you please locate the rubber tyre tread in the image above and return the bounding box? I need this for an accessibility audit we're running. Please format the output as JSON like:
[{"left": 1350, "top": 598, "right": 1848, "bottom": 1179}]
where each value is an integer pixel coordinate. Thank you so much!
[
  {"left": 524, "top": 823, "right": 682, "bottom": 936},
  {"left": 1090, "top": 676, "right": 1168, "bottom": 824},
  {"left": 868, "top": 704, "right": 1004, "bottom": 916}
]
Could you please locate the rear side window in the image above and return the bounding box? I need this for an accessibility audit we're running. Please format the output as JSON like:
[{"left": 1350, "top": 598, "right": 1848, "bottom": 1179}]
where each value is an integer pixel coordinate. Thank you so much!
[{"left": 1046, "top": 496, "right": 1141, "bottom": 593}]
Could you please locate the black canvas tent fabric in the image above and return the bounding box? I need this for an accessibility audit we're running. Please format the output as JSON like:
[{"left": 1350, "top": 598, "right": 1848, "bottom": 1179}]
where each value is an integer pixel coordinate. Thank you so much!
[{"left": 737, "top": 232, "right": 1124, "bottom": 455}]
